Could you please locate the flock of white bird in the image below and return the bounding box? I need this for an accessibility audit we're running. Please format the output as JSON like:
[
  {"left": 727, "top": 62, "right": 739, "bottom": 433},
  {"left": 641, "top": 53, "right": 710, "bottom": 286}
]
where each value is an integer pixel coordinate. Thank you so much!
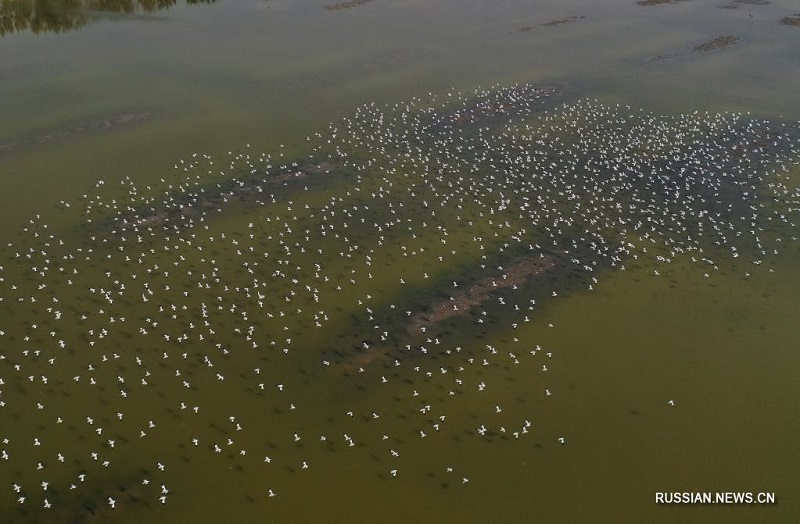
[{"left": 1, "top": 83, "right": 798, "bottom": 519}]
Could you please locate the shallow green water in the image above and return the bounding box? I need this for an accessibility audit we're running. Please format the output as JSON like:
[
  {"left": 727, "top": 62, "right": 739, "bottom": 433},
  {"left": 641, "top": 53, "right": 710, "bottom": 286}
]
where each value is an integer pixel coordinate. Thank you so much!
[{"left": 1, "top": 1, "right": 799, "bottom": 523}]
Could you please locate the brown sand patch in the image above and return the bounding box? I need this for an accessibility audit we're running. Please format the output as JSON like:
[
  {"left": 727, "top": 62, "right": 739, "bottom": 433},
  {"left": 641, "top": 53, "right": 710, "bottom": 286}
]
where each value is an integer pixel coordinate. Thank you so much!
[
  {"left": 636, "top": 0, "right": 688, "bottom": 6},
  {"left": 692, "top": 35, "right": 739, "bottom": 52},
  {"left": 114, "top": 160, "right": 331, "bottom": 232},
  {"left": 0, "top": 110, "right": 152, "bottom": 153},
  {"left": 542, "top": 16, "right": 587, "bottom": 27},
  {"left": 332, "top": 255, "right": 555, "bottom": 374},
  {"left": 298, "top": 161, "right": 335, "bottom": 175},
  {"left": 648, "top": 34, "right": 739, "bottom": 62},
  {"left": 325, "top": 0, "right": 374, "bottom": 10},
  {"left": 780, "top": 15, "right": 800, "bottom": 26},
  {"left": 410, "top": 255, "right": 555, "bottom": 334},
  {"left": 718, "top": 0, "right": 770, "bottom": 7},
  {"left": 520, "top": 15, "right": 586, "bottom": 31},
  {"left": 332, "top": 345, "right": 392, "bottom": 375}
]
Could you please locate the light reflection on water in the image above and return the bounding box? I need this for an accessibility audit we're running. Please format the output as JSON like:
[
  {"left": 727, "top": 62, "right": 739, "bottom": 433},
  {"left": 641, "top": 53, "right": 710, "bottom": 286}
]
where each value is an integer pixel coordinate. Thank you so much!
[{"left": 1, "top": 1, "right": 800, "bottom": 522}]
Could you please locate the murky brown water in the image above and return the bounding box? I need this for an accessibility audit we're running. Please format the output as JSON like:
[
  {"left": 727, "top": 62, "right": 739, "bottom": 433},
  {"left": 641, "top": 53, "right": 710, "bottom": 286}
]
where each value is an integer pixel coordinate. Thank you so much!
[{"left": 1, "top": 1, "right": 799, "bottom": 523}]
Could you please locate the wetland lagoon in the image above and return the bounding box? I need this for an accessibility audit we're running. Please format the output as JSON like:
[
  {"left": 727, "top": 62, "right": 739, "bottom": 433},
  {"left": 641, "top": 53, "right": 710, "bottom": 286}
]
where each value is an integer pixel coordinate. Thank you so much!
[{"left": 1, "top": 1, "right": 800, "bottom": 523}]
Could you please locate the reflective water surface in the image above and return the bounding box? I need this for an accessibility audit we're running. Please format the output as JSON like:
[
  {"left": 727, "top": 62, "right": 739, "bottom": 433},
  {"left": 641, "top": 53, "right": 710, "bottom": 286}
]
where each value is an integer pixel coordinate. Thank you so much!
[{"left": 1, "top": 1, "right": 799, "bottom": 522}]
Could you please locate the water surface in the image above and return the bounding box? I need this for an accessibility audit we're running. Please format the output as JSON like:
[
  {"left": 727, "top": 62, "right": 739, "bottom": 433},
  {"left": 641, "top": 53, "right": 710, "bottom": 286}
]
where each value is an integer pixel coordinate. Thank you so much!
[{"left": 1, "top": 1, "right": 799, "bottom": 522}]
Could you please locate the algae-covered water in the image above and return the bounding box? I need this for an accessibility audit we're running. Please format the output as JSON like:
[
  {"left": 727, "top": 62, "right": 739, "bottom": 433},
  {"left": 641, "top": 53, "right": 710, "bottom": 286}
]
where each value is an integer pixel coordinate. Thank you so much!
[{"left": 1, "top": 1, "right": 799, "bottom": 523}]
